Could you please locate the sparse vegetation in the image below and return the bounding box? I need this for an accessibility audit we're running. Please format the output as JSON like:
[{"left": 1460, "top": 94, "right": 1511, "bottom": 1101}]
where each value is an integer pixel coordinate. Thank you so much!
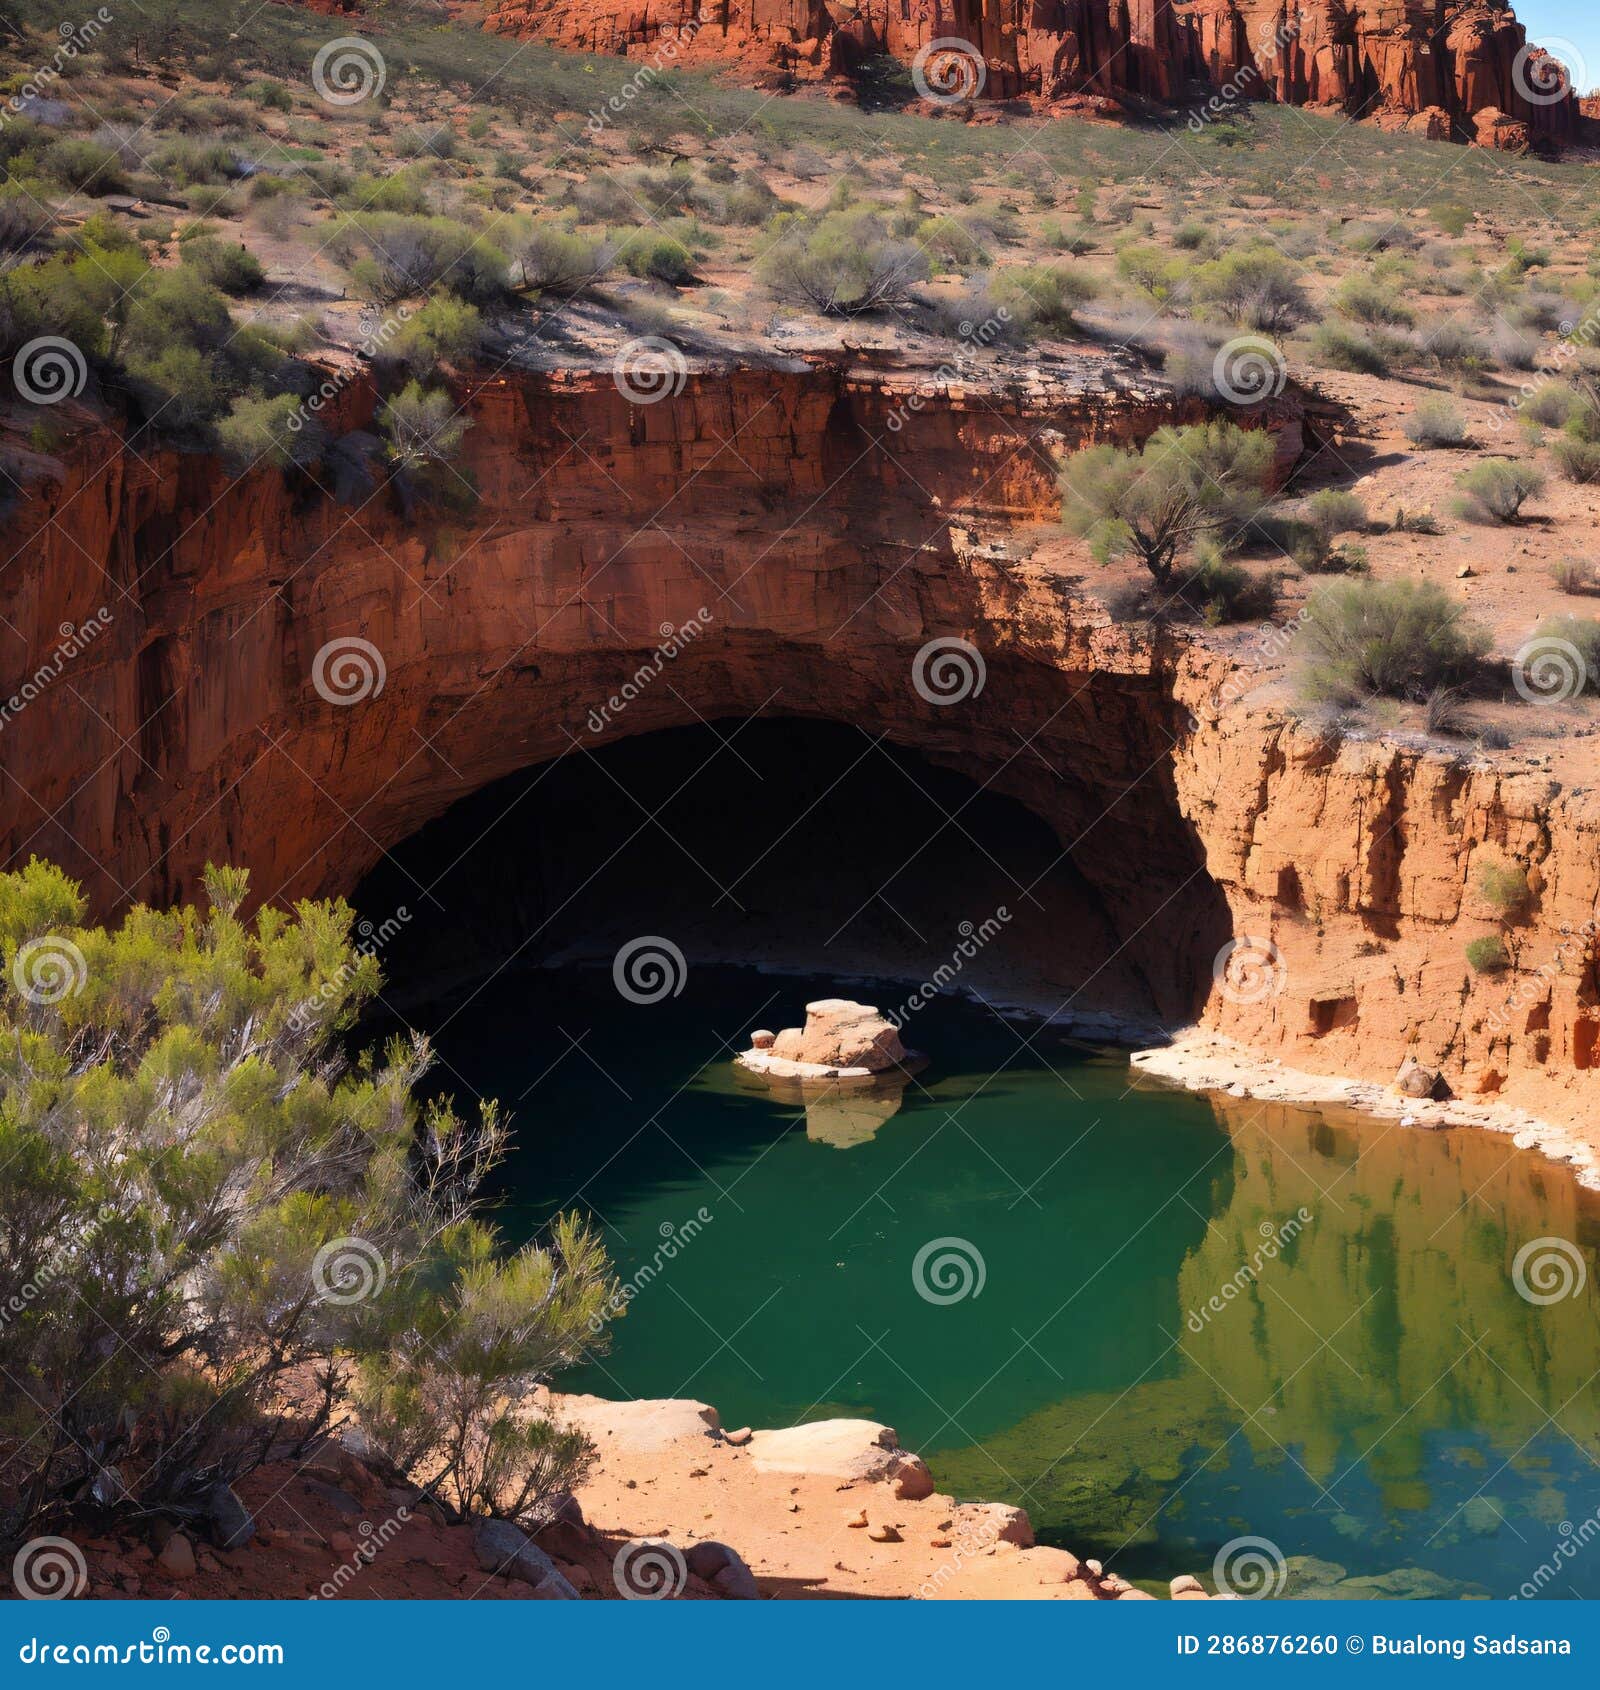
[
  {"left": 1295, "top": 579, "right": 1491, "bottom": 705},
  {"left": 1453, "top": 458, "right": 1545, "bottom": 524}
]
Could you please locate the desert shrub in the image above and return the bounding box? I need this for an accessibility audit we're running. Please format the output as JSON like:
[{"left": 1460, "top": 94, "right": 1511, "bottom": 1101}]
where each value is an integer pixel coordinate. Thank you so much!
[
  {"left": 388, "top": 294, "right": 483, "bottom": 374},
  {"left": 116, "top": 267, "right": 285, "bottom": 432},
  {"left": 616, "top": 231, "right": 696, "bottom": 285},
  {"left": 1552, "top": 434, "right": 1600, "bottom": 484},
  {"left": 719, "top": 173, "right": 779, "bottom": 226},
  {"left": 1295, "top": 579, "right": 1490, "bottom": 704},
  {"left": 1477, "top": 861, "right": 1531, "bottom": 915},
  {"left": 1529, "top": 615, "right": 1600, "bottom": 695},
  {"left": 178, "top": 236, "right": 265, "bottom": 295},
  {"left": 1303, "top": 488, "right": 1367, "bottom": 541},
  {"left": 916, "top": 215, "right": 989, "bottom": 267},
  {"left": 1453, "top": 457, "right": 1545, "bottom": 523},
  {"left": 1310, "top": 321, "right": 1395, "bottom": 376},
  {"left": 1190, "top": 246, "right": 1309, "bottom": 331},
  {"left": 0, "top": 185, "right": 52, "bottom": 258},
  {"left": 379, "top": 380, "right": 466, "bottom": 460},
  {"left": 1061, "top": 420, "right": 1274, "bottom": 587},
  {"left": 1116, "top": 242, "right": 1183, "bottom": 301},
  {"left": 1431, "top": 204, "right": 1473, "bottom": 238},
  {"left": 1551, "top": 557, "right": 1598, "bottom": 594},
  {"left": 215, "top": 391, "right": 322, "bottom": 469},
  {"left": 340, "top": 168, "right": 432, "bottom": 217},
  {"left": 1466, "top": 935, "right": 1510, "bottom": 973},
  {"left": 1490, "top": 327, "right": 1540, "bottom": 371},
  {"left": 1172, "top": 221, "right": 1212, "bottom": 253},
  {"left": 512, "top": 221, "right": 612, "bottom": 295},
  {"left": 1334, "top": 274, "right": 1415, "bottom": 328},
  {"left": 1524, "top": 383, "right": 1578, "bottom": 427},
  {"left": 243, "top": 79, "right": 294, "bottom": 111},
  {"left": 1404, "top": 396, "right": 1468, "bottom": 447},
  {"left": 1414, "top": 319, "right": 1490, "bottom": 375},
  {"left": 1175, "top": 550, "right": 1278, "bottom": 624},
  {"left": 566, "top": 173, "right": 641, "bottom": 223},
  {"left": 42, "top": 137, "right": 123, "bottom": 195},
  {"left": 758, "top": 212, "right": 931, "bottom": 315},
  {"left": 149, "top": 138, "right": 239, "bottom": 187},
  {"left": 394, "top": 124, "right": 457, "bottom": 160},
  {"left": 333, "top": 214, "right": 509, "bottom": 305},
  {"left": 0, "top": 859, "right": 616, "bottom": 1545}
]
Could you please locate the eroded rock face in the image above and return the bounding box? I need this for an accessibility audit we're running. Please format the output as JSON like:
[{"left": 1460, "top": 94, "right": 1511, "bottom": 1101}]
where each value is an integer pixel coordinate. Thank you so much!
[
  {"left": 3, "top": 353, "right": 1597, "bottom": 1147},
  {"left": 484, "top": 0, "right": 1581, "bottom": 143}
]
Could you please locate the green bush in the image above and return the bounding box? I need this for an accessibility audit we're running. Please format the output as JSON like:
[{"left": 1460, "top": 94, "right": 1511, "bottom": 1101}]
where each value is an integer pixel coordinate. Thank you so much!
[
  {"left": 512, "top": 221, "right": 613, "bottom": 295},
  {"left": 616, "top": 231, "right": 696, "bottom": 285},
  {"left": 1310, "top": 321, "right": 1395, "bottom": 376},
  {"left": 1453, "top": 457, "right": 1545, "bottom": 523},
  {"left": 1404, "top": 396, "right": 1468, "bottom": 447},
  {"left": 178, "top": 236, "right": 265, "bottom": 295},
  {"left": 1190, "top": 246, "right": 1309, "bottom": 331},
  {"left": 1295, "top": 579, "right": 1491, "bottom": 704},
  {"left": 215, "top": 391, "right": 321, "bottom": 469},
  {"left": 1524, "top": 383, "right": 1578, "bottom": 427},
  {"left": 1466, "top": 935, "right": 1510, "bottom": 973},
  {"left": 333, "top": 214, "right": 509, "bottom": 305},
  {"left": 758, "top": 211, "right": 930, "bottom": 316},
  {"left": 1061, "top": 420, "right": 1275, "bottom": 587},
  {"left": 1477, "top": 861, "right": 1531, "bottom": 915},
  {"left": 1529, "top": 615, "right": 1600, "bottom": 695},
  {"left": 1303, "top": 488, "right": 1367, "bottom": 540},
  {"left": 389, "top": 294, "right": 484, "bottom": 374},
  {"left": 43, "top": 137, "right": 124, "bottom": 195},
  {"left": 1552, "top": 434, "right": 1600, "bottom": 484},
  {"left": 1334, "top": 274, "right": 1415, "bottom": 328},
  {"left": 1176, "top": 550, "right": 1279, "bottom": 625},
  {"left": 0, "top": 859, "right": 616, "bottom": 1543}
]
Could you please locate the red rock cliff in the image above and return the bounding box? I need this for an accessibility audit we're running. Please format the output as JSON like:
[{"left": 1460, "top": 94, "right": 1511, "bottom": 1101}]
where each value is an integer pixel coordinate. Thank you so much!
[
  {"left": 484, "top": 0, "right": 1582, "bottom": 143},
  {"left": 3, "top": 359, "right": 1597, "bottom": 1158}
]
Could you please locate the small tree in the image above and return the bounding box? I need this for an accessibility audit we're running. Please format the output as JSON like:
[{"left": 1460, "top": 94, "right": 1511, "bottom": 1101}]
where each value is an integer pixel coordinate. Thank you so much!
[
  {"left": 1454, "top": 458, "right": 1545, "bottom": 523},
  {"left": 1190, "top": 247, "right": 1309, "bottom": 332},
  {"left": 1060, "top": 420, "right": 1275, "bottom": 588},
  {"left": 0, "top": 860, "right": 617, "bottom": 1548},
  {"left": 758, "top": 211, "right": 930, "bottom": 316}
]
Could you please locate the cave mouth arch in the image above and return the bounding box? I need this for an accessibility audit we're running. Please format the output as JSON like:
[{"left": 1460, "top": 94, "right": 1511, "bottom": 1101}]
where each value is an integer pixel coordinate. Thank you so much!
[{"left": 352, "top": 716, "right": 1227, "bottom": 1034}]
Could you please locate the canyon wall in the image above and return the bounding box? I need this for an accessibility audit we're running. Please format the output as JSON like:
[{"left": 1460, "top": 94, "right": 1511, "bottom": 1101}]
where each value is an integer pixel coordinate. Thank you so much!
[
  {"left": 2, "top": 357, "right": 1597, "bottom": 1143},
  {"left": 484, "top": 0, "right": 1582, "bottom": 145}
]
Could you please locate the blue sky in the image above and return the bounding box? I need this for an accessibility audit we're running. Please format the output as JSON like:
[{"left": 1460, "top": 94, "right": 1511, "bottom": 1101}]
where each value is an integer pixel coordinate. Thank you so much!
[{"left": 1520, "top": 2, "right": 1600, "bottom": 91}]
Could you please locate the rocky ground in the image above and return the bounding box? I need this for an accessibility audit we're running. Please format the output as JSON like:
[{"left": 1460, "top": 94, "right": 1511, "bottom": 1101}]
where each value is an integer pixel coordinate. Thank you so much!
[{"left": 21, "top": 1397, "right": 1212, "bottom": 1602}]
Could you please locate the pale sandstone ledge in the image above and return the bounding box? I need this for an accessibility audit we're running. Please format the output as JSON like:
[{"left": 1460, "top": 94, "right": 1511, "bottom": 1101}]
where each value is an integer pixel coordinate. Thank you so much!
[
  {"left": 1131, "top": 1032, "right": 1600, "bottom": 1193},
  {"left": 548, "top": 1392, "right": 1211, "bottom": 1601}
]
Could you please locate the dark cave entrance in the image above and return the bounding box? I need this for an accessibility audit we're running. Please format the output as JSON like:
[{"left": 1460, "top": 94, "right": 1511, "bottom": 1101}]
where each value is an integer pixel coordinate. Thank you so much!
[{"left": 352, "top": 717, "right": 1221, "bottom": 1031}]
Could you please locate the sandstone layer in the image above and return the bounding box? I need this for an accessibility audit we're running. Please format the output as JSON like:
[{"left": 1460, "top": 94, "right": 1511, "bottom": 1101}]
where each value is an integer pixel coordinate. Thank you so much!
[
  {"left": 2, "top": 350, "right": 1597, "bottom": 1162},
  {"left": 483, "top": 0, "right": 1584, "bottom": 145}
]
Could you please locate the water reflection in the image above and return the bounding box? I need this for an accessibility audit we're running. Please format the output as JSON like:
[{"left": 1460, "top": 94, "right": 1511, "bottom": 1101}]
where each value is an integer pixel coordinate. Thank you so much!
[{"left": 935, "top": 1092, "right": 1600, "bottom": 1596}]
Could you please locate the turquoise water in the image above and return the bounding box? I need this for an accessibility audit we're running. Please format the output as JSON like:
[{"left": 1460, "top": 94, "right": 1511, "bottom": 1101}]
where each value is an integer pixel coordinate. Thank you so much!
[{"left": 410, "top": 964, "right": 1600, "bottom": 1599}]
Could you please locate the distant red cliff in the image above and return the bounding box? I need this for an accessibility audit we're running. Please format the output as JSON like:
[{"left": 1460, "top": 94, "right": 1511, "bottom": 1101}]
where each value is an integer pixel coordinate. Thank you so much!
[{"left": 482, "top": 0, "right": 1587, "bottom": 148}]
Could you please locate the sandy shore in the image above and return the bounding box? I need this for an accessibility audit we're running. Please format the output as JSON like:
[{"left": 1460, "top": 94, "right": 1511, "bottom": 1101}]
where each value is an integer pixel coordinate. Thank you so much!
[{"left": 1131, "top": 1031, "right": 1600, "bottom": 1193}]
